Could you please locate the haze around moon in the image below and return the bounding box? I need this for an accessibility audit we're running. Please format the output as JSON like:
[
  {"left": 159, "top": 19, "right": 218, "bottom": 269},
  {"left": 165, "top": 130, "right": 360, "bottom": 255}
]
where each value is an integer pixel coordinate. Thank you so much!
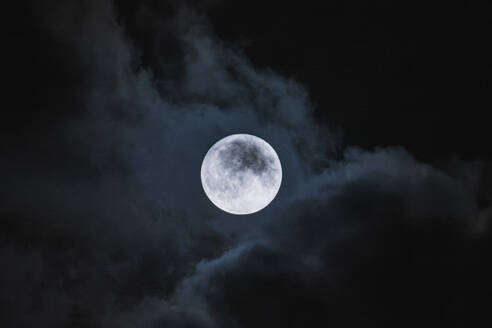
[{"left": 200, "top": 134, "right": 282, "bottom": 215}]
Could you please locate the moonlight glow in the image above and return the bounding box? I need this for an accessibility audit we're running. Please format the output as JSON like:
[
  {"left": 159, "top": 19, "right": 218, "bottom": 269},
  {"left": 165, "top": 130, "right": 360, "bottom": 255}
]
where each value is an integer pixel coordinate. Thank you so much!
[{"left": 201, "top": 134, "right": 282, "bottom": 215}]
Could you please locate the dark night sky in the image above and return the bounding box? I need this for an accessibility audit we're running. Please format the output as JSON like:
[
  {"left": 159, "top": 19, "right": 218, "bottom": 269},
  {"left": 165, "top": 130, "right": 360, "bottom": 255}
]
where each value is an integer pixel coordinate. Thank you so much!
[{"left": 2, "top": 1, "right": 492, "bottom": 327}]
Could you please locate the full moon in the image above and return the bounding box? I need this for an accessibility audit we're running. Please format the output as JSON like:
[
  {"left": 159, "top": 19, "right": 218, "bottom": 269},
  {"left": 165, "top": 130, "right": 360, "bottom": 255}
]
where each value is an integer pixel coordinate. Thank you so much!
[{"left": 201, "top": 134, "right": 282, "bottom": 215}]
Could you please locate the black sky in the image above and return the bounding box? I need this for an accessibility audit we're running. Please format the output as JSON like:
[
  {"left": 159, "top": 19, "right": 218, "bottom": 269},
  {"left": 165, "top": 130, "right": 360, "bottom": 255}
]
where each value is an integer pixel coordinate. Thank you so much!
[
  {"left": 2, "top": 1, "right": 492, "bottom": 327},
  {"left": 206, "top": 1, "right": 492, "bottom": 161}
]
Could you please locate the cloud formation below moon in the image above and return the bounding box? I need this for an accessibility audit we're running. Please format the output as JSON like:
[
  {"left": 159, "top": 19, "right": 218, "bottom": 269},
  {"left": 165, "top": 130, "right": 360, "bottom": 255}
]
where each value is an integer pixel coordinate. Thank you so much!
[{"left": 1, "top": 1, "right": 491, "bottom": 327}]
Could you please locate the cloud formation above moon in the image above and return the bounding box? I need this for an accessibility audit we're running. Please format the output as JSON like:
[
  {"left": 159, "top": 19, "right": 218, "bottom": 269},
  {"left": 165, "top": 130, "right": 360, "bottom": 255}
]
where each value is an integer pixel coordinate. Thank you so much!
[{"left": 1, "top": 1, "right": 491, "bottom": 327}]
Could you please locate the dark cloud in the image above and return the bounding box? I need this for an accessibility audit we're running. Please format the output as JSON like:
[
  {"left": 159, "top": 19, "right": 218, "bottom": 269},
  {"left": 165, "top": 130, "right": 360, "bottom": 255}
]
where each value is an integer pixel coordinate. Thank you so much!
[
  {"left": 2, "top": 1, "right": 492, "bottom": 327},
  {"left": 171, "top": 147, "right": 491, "bottom": 327}
]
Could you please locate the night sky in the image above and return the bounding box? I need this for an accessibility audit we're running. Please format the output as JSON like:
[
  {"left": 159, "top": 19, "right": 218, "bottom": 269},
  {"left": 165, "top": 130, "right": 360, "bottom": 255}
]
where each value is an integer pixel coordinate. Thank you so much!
[{"left": 2, "top": 1, "right": 492, "bottom": 327}]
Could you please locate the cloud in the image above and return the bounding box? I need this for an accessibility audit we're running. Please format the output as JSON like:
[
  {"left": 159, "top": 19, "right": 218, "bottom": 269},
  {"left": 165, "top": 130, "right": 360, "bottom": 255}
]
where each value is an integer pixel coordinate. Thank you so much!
[
  {"left": 170, "top": 148, "right": 491, "bottom": 327},
  {"left": 1, "top": 1, "right": 491, "bottom": 327}
]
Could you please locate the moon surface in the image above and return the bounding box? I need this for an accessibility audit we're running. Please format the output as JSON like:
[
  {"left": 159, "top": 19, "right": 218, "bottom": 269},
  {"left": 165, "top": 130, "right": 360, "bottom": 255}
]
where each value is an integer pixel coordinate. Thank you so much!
[{"left": 201, "top": 134, "right": 282, "bottom": 215}]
